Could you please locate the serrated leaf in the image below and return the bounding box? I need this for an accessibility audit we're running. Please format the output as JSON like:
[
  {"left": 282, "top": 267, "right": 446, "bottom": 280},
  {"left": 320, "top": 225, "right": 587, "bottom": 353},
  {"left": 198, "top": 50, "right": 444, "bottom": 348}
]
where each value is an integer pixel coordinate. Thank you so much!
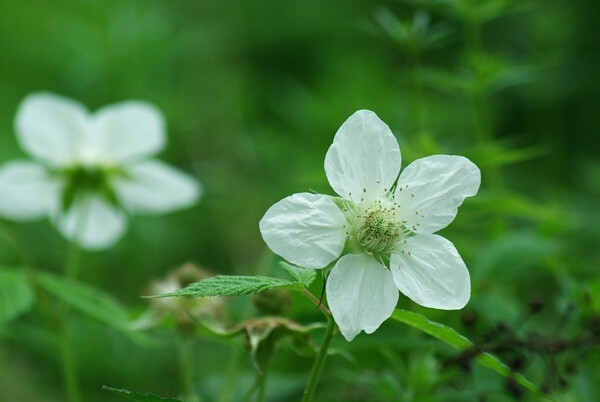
[
  {"left": 36, "top": 272, "right": 130, "bottom": 331},
  {"left": 102, "top": 386, "right": 183, "bottom": 401},
  {"left": 0, "top": 268, "right": 35, "bottom": 323},
  {"left": 391, "top": 309, "right": 544, "bottom": 396},
  {"left": 148, "top": 275, "right": 304, "bottom": 298},
  {"left": 279, "top": 262, "right": 316, "bottom": 287}
]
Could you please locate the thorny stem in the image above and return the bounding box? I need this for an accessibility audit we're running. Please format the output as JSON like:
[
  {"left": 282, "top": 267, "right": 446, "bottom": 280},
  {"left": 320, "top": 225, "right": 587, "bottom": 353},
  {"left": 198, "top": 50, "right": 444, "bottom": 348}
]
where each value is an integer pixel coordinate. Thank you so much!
[{"left": 301, "top": 317, "right": 336, "bottom": 402}]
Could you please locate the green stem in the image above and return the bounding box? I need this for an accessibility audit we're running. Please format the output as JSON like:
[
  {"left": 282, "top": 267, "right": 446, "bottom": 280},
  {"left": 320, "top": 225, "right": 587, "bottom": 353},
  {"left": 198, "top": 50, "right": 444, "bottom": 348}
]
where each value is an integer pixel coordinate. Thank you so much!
[
  {"left": 256, "top": 366, "right": 267, "bottom": 402},
  {"left": 178, "top": 335, "right": 197, "bottom": 401},
  {"left": 302, "top": 289, "right": 330, "bottom": 317},
  {"left": 58, "top": 320, "right": 81, "bottom": 402},
  {"left": 0, "top": 222, "right": 36, "bottom": 268},
  {"left": 59, "top": 241, "right": 82, "bottom": 402},
  {"left": 407, "top": 46, "right": 423, "bottom": 138},
  {"left": 301, "top": 318, "right": 336, "bottom": 402},
  {"left": 65, "top": 240, "right": 81, "bottom": 281},
  {"left": 217, "top": 346, "right": 243, "bottom": 402}
]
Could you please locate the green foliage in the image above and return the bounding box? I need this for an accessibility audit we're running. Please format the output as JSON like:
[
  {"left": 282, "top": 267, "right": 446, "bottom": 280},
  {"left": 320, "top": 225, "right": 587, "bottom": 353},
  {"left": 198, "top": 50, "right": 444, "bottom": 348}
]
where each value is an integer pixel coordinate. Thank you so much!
[
  {"left": 279, "top": 261, "right": 317, "bottom": 287},
  {"left": 148, "top": 275, "right": 306, "bottom": 299},
  {"left": 35, "top": 272, "right": 132, "bottom": 332},
  {"left": 391, "top": 309, "right": 543, "bottom": 396},
  {"left": 102, "top": 386, "right": 184, "bottom": 402},
  {"left": 0, "top": 268, "right": 35, "bottom": 323}
]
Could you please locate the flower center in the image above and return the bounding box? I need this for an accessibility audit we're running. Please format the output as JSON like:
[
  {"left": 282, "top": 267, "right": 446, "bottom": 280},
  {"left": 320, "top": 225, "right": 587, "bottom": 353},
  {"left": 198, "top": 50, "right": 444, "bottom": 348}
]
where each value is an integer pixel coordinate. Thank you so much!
[
  {"left": 58, "top": 165, "right": 120, "bottom": 211},
  {"left": 354, "top": 205, "right": 404, "bottom": 255}
]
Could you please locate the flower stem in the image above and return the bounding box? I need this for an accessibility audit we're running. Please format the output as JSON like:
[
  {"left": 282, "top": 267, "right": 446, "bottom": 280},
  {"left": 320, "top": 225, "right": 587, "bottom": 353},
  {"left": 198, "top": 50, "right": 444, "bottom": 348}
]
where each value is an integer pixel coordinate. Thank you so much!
[
  {"left": 58, "top": 320, "right": 81, "bottom": 402},
  {"left": 256, "top": 366, "right": 267, "bottom": 402},
  {"left": 217, "top": 346, "right": 243, "bottom": 402},
  {"left": 302, "top": 289, "right": 331, "bottom": 317},
  {"left": 59, "top": 241, "right": 82, "bottom": 402},
  {"left": 301, "top": 317, "right": 336, "bottom": 402},
  {"left": 65, "top": 240, "right": 81, "bottom": 281},
  {"left": 178, "top": 335, "right": 198, "bottom": 401}
]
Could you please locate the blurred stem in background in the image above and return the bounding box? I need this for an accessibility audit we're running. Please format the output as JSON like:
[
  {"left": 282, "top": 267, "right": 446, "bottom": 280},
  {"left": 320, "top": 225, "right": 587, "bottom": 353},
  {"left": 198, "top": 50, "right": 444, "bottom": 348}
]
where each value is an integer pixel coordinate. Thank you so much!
[
  {"left": 462, "top": 8, "right": 507, "bottom": 234},
  {"left": 58, "top": 240, "right": 82, "bottom": 402},
  {"left": 217, "top": 345, "right": 245, "bottom": 402},
  {"left": 178, "top": 334, "right": 199, "bottom": 402},
  {"left": 407, "top": 43, "right": 424, "bottom": 141},
  {"left": 0, "top": 220, "right": 81, "bottom": 401},
  {"left": 57, "top": 209, "right": 89, "bottom": 402}
]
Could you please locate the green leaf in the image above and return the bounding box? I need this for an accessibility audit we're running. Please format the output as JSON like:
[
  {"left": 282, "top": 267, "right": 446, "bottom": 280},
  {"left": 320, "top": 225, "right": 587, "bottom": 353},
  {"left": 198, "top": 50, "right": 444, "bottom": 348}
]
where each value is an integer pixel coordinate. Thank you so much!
[
  {"left": 147, "top": 275, "right": 304, "bottom": 298},
  {"left": 0, "top": 268, "right": 35, "bottom": 323},
  {"left": 390, "top": 309, "right": 544, "bottom": 396},
  {"left": 35, "top": 272, "right": 130, "bottom": 331},
  {"left": 279, "top": 261, "right": 316, "bottom": 287},
  {"left": 102, "top": 386, "right": 184, "bottom": 401}
]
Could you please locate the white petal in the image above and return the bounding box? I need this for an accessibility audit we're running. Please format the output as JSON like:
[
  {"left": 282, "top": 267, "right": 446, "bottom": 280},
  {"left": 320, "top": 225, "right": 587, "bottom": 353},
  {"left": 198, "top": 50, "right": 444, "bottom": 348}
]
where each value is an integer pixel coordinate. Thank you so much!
[
  {"left": 0, "top": 161, "right": 61, "bottom": 221},
  {"left": 259, "top": 193, "right": 347, "bottom": 269},
  {"left": 15, "top": 92, "right": 89, "bottom": 167},
  {"left": 390, "top": 234, "right": 470, "bottom": 310},
  {"left": 326, "top": 253, "right": 399, "bottom": 341},
  {"left": 54, "top": 194, "right": 127, "bottom": 250},
  {"left": 324, "top": 110, "right": 401, "bottom": 204},
  {"left": 90, "top": 101, "right": 166, "bottom": 163},
  {"left": 113, "top": 160, "right": 201, "bottom": 213},
  {"left": 395, "top": 155, "right": 480, "bottom": 233}
]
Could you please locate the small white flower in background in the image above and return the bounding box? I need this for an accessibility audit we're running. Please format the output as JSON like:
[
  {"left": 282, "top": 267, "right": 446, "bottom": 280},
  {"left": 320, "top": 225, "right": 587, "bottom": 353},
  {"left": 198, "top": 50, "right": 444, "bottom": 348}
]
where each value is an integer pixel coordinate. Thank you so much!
[
  {"left": 260, "top": 110, "right": 480, "bottom": 341},
  {"left": 0, "top": 92, "right": 201, "bottom": 250}
]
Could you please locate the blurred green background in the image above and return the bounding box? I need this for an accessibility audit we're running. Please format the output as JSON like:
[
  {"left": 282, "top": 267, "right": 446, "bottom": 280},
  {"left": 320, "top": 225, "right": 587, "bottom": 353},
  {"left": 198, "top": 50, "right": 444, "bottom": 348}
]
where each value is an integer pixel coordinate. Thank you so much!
[{"left": 1, "top": 0, "right": 599, "bottom": 400}]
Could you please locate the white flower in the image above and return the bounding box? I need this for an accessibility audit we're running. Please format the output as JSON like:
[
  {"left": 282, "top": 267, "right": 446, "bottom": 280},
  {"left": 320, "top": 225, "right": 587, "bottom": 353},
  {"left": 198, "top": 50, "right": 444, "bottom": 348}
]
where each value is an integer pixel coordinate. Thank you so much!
[
  {"left": 0, "top": 92, "right": 201, "bottom": 250},
  {"left": 260, "top": 110, "right": 480, "bottom": 341}
]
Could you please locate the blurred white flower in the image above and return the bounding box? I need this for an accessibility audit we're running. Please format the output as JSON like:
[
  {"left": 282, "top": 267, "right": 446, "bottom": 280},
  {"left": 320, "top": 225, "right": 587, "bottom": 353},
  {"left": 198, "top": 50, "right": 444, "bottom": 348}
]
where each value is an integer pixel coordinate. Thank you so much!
[
  {"left": 0, "top": 92, "right": 201, "bottom": 250},
  {"left": 260, "top": 110, "right": 480, "bottom": 341}
]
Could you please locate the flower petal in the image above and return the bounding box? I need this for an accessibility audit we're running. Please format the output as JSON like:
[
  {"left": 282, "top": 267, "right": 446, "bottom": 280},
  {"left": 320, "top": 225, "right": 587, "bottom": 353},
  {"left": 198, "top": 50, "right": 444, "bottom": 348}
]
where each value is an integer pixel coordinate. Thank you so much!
[
  {"left": 54, "top": 194, "right": 127, "bottom": 250},
  {"left": 324, "top": 110, "right": 401, "bottom": 204},
  {"left": 90, "top": 101, "right": 166, "bottom": 163},
  {"left": 113, "top": 160, "right": 201, "bottom": 213},
  {"left": 395, "top": 155, "right": 480, "bottom": 233},
  {"left": 259, "top": 193, "right": 347, "bottom": 269},
  {"left": 15, "top": 92, "right": 89, "bottom": 167},
  {"left": 0, "top": 161, "right": 61, "bottom": 221},
  {"left": 390, "top": 234, "right": 470, "bottom": 310},
  {"left": 326, "top": 253, "right": 399, "bottom": 341}
]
